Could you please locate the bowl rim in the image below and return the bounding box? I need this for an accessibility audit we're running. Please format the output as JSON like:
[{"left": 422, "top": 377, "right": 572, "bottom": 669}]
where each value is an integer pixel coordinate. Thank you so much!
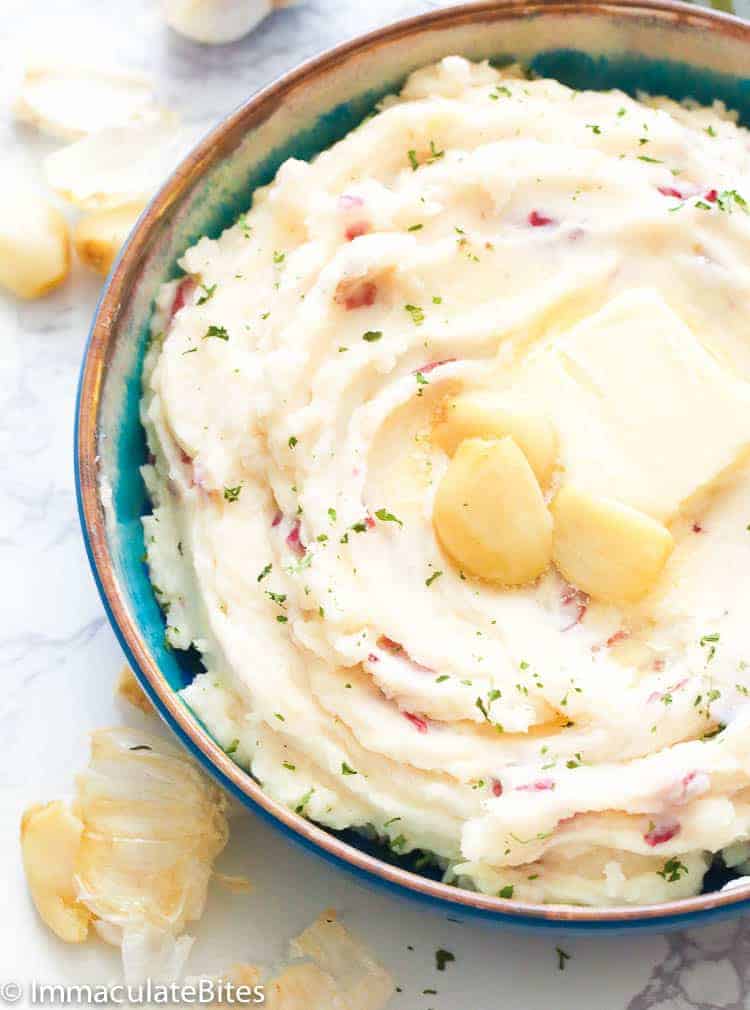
[{"left": 76, "top": 0, "right": 750, "bottom": 927}]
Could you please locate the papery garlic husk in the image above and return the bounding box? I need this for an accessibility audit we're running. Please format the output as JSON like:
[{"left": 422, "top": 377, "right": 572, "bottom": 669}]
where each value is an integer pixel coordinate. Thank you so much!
[
  {"left": 163, "top": 0, "right": 295, "bottom": 45},
  {"left": 45, "top": 123, "right": 200, "bottom": 211},
  {"left": 266, "top": 911, "right": 394, "bottom": 1010},
  {"left": 14, "top": 60, "right": 173, "bottom": 139}
]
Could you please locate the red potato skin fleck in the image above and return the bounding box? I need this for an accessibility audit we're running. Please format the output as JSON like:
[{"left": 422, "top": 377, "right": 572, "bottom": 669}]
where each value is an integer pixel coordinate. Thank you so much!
[
  {"left": 170, "top": 277, "right": 196, "bottom": 321},
  {"left": 491, "top": 779, "right": 503, "bottom": 797},
  {"left": 367, "top": 652, "right": 380, "bottom": 663},
  {"left": 706, "top": 189, "right": 718, "bottom": 202},
  {"left": 345, "top": 221, "right": 371, "bottom": 241},
  {"left": 378, "top": 636, "right": 405, "bottom": 656},
  {"left": 335, "top": 278, "right": 377, "bottom": 310},
  {"left": 414, "top": 358, "right": 457, "bottom": 375},
  {"left": 365, "top": 515, "right": 376, "bottom": 529},
  {"left": 516, "top": 777, "right": 556, "bottom": 792},
  {"left": 607, "top": 629, "right": 629, "bottom": 647},
  {"left": 376, "top": 636, "right": 434, "bottom": 673},
  {"left": 528, "top": 210, "right": 555, "bottom": 227},
  {"left": 560, "top": 584, "right": 589, "bottom": 631},
  {"left": 692, "top": 522, "right": 704, "bottom": 533},
  {"left": 658, "top": 186, "right": 685, "bottom": 199},
  {"left": 644, "top": 820, "right": 681, "bottom": 847},
  {"left": 285, "top": 519, "right": 306, "bottom": 557},
  {"left": 404, "top": 712, "right": 429, "bottom": 733},
  {"left": 271, "top": 510, "right": 283, "bottom": 528}
]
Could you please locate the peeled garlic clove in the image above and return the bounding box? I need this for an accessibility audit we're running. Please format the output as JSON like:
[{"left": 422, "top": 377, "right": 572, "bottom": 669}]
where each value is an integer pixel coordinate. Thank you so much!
[
  {"left": 14, "top": 60, "right": 170, "bottom": 140},
  {"left": 551, "top": 484, "right": 674, "bottom": 604},
  {"left": 45, "top": 123, "right": 199, "bottom": 211},
  {"left": 74, "top": 203, "right": 144, "bottom": 276},
  {"left": 163, "top": 0, "right": 291, "bottom": 44},
  {"left": 432, "top": 392, "right": 558, "bottom": 486},
  {"left": 433, "top": 436, "right": 553, "bottom": 585},
  {"left": 0, "top": 187, "right": 69, "bottom": 299},
  {"left": 20, "top": 801, "right": 91, "bottom": 943}
]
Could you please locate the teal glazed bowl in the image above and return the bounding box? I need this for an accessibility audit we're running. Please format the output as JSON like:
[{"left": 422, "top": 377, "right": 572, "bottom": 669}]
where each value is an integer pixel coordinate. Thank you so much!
[{"left": 76, "top": 0, "right": 750, "bottom": 933}]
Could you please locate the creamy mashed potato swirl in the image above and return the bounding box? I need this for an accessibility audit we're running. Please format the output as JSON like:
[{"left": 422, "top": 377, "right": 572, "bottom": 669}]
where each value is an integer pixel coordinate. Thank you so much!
[{"left": 141, "top": 57, "right": 750, "bottom": 905}]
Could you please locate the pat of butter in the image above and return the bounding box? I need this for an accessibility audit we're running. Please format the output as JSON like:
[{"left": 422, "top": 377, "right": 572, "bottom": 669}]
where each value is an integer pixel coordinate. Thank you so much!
[{"left": 513, "top": 288, "right": 750, "bottom": 521}]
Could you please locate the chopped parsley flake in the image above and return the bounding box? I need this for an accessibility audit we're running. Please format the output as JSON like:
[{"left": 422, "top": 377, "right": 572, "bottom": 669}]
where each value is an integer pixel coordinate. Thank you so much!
[
  {"left": 432, "top": 295, "right": 442, "bottom": 304},
  {"left": 274, "top": 712, "right": 285, "bottom": 722},
  {"left": 283, "top": 761, "right": 296, "bottom": 771},
  {"left": 257, "top": 563, "right": 272, "bottom": 582},
  {"left": 556, "top": 947, "right": 571, "bottom": 971},
  {"left": 435, "top": 949, "right": 455, "bottom": 971},
  {"left": 425, "top": 570, "right": 443, "bottom": 587},
  {"left": 408, "top": 149, "right": 419, "bottom": 170},
  {"left": 415, "top": 371, "right": 429, "bottom": 395},
  {"left": 197, "top": 283, "right": 216, "bottom": 305},
  {"left": 328, "top": 507, "right": 337, "bottom": 523},
  {"left": 717, "top": 189, "right": 749, "bottom": 213},
  {"left": 363, "top": 330, "right": 382, "bottom": 342},
  {"left": 341, "top": 762, "right": 357, "bottom": 775},
  {"left": 375, "top": 508, "right": 403, "bottom": 527},
  {"left": 223, "top": 485, "right": 242, "bottom": 502},
  {"left": 706, "top": 125, "right": 717, "bottom": 137},
  {"left": 288, "top": 435, "right": 298, "bottom": 448},
  {"left": 226, "top": 739, "right": 239, "bottom": 756},
  {"left": 295, "top": 787, "right": 314, "bottom": 814},
  {"left": 657, "top": 857, "right": 688, "bottom": 882},
  {"left": 489, "top": 85, "right": 512, "bottom": 100},
  {"left": 276, "top": 615, "right": 288, "bottom": 623},
  {"left": 586, "top": 123, "right": 602, "bottom": 134},
  {"left": 498, "top": 885, "right": 515, "bottom": 899},
  {"left": 203, "top": 324, "right": 229, "bottom": 341},
  {"left": 637, "top": 155, "right": 663, "bottom": 164},
  {"left": 266, "top": 591, "right": 286, "bottom": 605},
  {"left": 404, "top": 303, "right": 425, "bottom": 325},
  {"left": 273, "top": 250, "right": 285, "bottom": 264},
  {"left": 407, "top": 223, "right": 423, "bottom": 231}
]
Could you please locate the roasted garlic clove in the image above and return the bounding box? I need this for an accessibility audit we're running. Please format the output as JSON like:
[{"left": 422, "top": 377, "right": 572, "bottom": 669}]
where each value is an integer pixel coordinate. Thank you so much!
[
  {"left": 74, "top": 203, "right": 144, "bottom": 276},
  {"left": 551, "top": 484, "right": 674, "bottom": 604},
  {"left": 0, "top": 189, "right": 69, "bottom": 299},
  {"left": 433, "top": 436, "right": 553, "bottom": 585},
  {"left": 432, "top": 392, "right": 557, "bottom": 486},
  {"left": 20, "top": 801, "right": 91, "bottom": 943}
]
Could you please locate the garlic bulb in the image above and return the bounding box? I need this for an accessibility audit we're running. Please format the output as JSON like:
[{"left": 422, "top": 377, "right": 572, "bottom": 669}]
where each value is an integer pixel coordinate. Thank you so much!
[
  {"left": 21, "top": 728, "right": 229, "bottom": 984},
  {"left": 163, "top": 0, "right": 294, "bottom": 45}
]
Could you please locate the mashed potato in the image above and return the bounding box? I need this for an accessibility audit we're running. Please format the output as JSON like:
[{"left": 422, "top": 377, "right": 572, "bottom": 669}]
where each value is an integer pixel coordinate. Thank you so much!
[{"left": 140, "top": 56, "right": 750, "bottom": 906}]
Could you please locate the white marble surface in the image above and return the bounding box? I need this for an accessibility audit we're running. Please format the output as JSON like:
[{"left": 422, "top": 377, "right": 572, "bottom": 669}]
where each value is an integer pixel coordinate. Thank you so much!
[{"left": 1, "top": 2, "right": 749, "bottom": 1007}]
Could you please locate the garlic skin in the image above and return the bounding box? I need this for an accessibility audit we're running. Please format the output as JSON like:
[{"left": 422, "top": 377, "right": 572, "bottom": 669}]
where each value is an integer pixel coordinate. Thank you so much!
[
  {"left": 45, "top": 123, "right": 200, "bottom": 211},
  {"left": 162, "top": 0, "right": 292, "bottom": 44},
  {"left": 14, "top": 61, "right": 170, "bottom": 140}
]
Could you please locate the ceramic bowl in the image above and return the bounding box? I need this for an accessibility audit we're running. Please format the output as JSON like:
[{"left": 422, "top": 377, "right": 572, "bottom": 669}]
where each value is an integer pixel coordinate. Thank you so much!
[{"left": 76, "top": 0, "right": 750, "bottom": 933}]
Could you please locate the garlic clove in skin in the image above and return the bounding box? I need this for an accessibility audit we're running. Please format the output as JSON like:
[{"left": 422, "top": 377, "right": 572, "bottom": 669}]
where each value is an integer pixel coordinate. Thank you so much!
[{"left": 162, "top": 0, "right": 294, "bottom": 45}]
